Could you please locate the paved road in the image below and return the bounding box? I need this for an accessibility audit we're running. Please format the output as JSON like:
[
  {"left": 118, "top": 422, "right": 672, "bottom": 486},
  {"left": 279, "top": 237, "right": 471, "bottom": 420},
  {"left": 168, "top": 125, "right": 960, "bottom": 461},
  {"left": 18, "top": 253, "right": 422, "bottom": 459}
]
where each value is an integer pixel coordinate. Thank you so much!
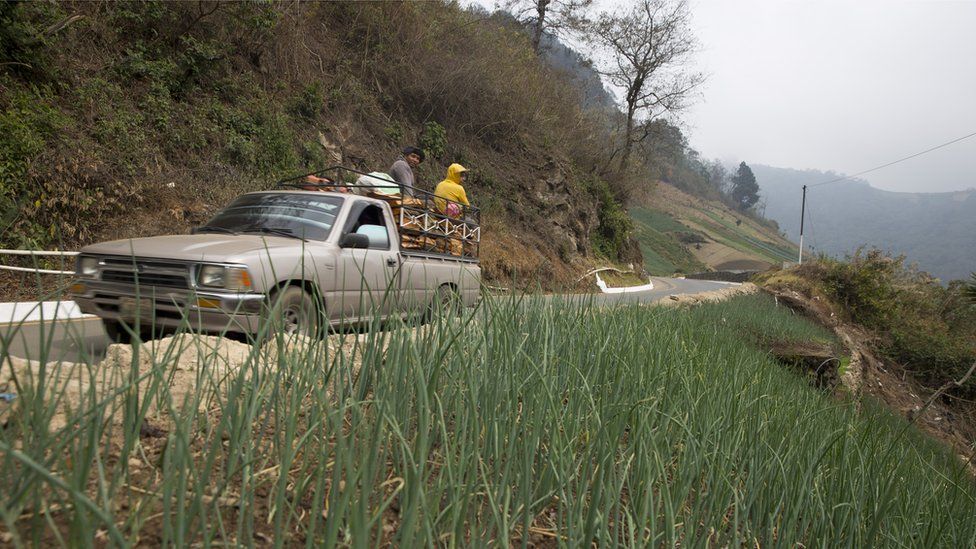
[
  {"left": 1, "top": 316, "right": 108, "bottom": 364},
  {"left": 574, "top": 276, "right": 734, "bottom": 306},
  {"left": 0, "top": 277, "right": 734, "bottom": 363}
]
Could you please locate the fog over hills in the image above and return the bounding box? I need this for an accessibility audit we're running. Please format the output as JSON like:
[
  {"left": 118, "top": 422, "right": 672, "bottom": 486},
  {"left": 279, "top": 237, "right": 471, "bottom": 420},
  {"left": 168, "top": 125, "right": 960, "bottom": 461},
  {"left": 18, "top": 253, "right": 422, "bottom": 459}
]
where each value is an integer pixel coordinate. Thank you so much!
[{"left": 753, "top": 165, "right": 976, "bottom": 282}]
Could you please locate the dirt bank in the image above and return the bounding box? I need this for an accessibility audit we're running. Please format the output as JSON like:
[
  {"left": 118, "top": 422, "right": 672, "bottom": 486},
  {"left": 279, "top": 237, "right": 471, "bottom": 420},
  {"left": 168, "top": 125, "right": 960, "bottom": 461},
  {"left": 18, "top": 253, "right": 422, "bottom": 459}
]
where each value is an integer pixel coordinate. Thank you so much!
[
  {"left": 763, "top": 285, "right": 976, "bottom": 474},
  {"left": 656, "top": 282, "right": 760, "bottom": 307}
]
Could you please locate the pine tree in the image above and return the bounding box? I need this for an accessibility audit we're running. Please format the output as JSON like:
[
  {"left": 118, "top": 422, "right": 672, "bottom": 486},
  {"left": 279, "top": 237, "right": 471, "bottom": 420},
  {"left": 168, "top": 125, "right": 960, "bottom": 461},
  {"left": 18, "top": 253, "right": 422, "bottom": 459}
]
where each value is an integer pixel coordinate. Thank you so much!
[{"left": 730, "top": 161, "right": 759, "bottom": 211}]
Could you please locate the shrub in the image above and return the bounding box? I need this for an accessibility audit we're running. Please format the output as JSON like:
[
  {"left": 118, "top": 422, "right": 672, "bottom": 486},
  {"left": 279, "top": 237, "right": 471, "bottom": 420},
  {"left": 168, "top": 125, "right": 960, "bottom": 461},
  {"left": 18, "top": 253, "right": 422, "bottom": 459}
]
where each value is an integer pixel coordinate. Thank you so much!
[
  {"left": 383, "top": 123, "right": 404, "bottom": 144},
  {"left": 0, "top": 85, "right": 70, "bottom": 247},
  {"left": 818, "top": 249, "right": 976, "bottom": 390},
  {"left": 0, "top": 0, "right": 62, "bottom": 79},
  {"left": 674, "top": 231, "right": 707, "bottom": 245},
  {"left": 288, "top": 82, "right": 325, "bottom": 121},
  {"left": 587, "top": 178, "right": 634, "bottom": 260},
  {"left": 419, "top": 121, "right": 447, "bottom": 160}
]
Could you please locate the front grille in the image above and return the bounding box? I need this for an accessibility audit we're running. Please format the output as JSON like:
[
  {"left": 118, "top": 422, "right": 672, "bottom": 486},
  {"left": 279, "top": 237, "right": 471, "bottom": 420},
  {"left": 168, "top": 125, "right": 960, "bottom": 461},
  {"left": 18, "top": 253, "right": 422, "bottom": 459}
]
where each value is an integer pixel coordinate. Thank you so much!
[
  {"left": 101, "top": 270, "right": 189, "bottom": 288},
  {"left": 96, "top": 257, "right": 191, "bottom": 289}
]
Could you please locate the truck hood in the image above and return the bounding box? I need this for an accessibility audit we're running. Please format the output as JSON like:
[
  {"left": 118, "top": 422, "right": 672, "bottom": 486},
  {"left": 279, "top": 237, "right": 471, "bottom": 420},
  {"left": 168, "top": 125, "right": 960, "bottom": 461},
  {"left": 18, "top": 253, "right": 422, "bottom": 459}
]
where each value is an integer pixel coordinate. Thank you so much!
[{"left": 80, "top": 234, "right": 302, "bottom": 262}]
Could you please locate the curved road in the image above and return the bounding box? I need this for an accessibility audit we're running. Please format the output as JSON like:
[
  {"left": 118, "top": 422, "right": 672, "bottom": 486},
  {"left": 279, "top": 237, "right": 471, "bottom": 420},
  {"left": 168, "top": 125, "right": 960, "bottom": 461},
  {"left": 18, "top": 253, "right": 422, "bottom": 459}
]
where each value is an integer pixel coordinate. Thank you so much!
[{"left": 0, "top": 277, "right": 735, "bottom": 363}]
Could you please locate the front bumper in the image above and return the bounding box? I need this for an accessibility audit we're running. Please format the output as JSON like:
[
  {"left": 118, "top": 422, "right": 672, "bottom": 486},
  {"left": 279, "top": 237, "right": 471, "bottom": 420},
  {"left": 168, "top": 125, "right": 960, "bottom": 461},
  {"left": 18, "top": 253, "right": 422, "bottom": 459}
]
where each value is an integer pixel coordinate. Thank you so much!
[{"left": 71, "top": 279, "right": 266, "bottom": 334}]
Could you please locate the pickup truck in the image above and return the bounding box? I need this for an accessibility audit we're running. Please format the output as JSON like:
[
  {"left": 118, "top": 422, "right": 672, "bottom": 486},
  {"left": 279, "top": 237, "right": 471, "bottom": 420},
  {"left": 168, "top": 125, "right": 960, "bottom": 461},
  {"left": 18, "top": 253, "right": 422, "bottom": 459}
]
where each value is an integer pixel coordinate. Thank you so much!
[{"left": 70, "top": 175, "right": 481, "bottom": 342}]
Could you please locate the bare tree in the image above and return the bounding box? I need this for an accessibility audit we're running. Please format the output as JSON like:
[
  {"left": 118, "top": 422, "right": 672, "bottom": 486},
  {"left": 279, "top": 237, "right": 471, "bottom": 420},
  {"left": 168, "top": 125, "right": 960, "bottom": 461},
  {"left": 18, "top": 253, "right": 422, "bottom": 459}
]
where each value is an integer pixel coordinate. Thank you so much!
[
  {"left": 705, "top": 160, "right": 729, "bottom": 195},
  {"left": 500, "top": 0, "right": 592, "bottom": 53},
  {"left": 588, "top": 0, "right": 704, "bottom": 172}
]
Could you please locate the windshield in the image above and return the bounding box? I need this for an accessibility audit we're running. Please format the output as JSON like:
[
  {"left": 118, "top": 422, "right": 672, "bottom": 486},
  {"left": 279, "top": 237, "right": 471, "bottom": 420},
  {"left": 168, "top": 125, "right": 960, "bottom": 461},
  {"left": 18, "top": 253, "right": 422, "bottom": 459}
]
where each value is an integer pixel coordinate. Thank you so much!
[{"left": 201, "top": 193, "right": 343, "bottom": 241}]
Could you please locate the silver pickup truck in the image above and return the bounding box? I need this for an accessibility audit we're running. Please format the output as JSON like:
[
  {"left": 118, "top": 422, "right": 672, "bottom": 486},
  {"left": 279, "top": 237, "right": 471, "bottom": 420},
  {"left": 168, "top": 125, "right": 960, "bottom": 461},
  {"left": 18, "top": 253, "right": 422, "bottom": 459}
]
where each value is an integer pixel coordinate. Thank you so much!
[{"left": 70, "top": 184, "right": 481, "bottom": 342}]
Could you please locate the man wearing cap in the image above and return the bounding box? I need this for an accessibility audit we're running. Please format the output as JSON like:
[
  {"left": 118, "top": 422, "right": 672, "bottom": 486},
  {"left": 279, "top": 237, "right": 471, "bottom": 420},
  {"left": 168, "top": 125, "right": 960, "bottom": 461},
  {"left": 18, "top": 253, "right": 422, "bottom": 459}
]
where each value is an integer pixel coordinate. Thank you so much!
[{"left": 388, "top": 146, "right": 424, "bottom": 197}]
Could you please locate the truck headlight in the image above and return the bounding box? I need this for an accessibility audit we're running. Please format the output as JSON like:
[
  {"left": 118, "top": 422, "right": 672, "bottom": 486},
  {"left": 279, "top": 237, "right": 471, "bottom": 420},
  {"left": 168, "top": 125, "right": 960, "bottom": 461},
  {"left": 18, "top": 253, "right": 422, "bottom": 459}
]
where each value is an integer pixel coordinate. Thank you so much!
[
  {"left": 197, "top": 265, "right": 252, "bottom": 291},
  {"left": 77, "top": 256, "right": 99, "bottom": 277}
]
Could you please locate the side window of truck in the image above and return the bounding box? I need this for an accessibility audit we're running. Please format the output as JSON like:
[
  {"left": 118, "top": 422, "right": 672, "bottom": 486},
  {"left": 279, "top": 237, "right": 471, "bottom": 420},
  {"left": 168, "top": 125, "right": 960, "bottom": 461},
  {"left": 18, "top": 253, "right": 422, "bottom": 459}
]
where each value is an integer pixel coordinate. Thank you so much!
[{"left": 344, "top": 203, "right": 391, "bottom": 250}]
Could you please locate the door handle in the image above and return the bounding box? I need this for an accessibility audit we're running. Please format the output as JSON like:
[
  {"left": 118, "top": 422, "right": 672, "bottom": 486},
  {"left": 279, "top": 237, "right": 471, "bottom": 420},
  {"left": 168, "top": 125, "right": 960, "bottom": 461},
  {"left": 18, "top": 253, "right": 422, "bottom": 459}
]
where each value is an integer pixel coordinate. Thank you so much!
[{"left": 386, "top": 258, "right": 398, "bottom": 267}]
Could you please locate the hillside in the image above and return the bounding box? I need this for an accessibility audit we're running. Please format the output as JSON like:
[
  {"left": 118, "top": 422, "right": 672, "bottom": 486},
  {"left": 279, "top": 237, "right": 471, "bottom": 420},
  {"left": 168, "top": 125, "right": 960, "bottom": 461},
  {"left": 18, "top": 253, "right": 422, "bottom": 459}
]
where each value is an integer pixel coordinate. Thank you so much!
[
  {"left": 753, "top": 164, "right": 976, "bottom": 282},
  {"left": 0, "top": 1, "right": 644, "bottom": 297},
  {"left": 0, "top": 1, "right": 800, "bottom": 295},
  {"left": 631, "top": 182, "right": 797, "bottom": 275}
]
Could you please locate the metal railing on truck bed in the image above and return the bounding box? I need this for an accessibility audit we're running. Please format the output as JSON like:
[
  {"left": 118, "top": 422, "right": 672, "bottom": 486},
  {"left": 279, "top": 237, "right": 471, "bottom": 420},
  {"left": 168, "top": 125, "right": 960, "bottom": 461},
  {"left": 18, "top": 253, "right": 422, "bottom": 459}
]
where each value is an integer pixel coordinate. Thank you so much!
[{"left": 277, "top": 166, "right": 481, "bottom": 261}]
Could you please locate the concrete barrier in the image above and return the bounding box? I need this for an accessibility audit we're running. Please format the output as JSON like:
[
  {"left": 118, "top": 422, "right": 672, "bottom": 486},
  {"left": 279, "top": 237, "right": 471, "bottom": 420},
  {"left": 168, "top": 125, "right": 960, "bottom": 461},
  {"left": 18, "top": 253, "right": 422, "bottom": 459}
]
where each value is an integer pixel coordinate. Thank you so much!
[
  {"left": 0, "top": 301, "right": 92, "bottom": 324},
  {"left": 595, "top": 274, "right": 655, "bottom": 294}
]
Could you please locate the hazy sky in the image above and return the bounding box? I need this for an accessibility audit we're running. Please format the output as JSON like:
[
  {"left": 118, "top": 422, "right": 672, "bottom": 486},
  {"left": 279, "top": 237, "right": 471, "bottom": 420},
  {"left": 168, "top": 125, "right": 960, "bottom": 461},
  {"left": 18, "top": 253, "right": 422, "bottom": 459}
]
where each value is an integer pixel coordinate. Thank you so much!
[
  {"left": 684, "top": 0, "right": 976, "bottom": 193},
  {"left": 470, "top": 0, "right": 975, "bottom": 192}
]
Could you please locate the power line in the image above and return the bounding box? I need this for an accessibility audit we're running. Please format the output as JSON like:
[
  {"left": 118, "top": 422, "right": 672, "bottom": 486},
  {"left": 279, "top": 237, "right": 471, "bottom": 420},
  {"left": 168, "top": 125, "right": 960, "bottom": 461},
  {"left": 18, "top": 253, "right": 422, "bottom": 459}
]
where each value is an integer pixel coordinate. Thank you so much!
[
  {"left": 806, "top": 202, "right": 818, "bottom": 253},
  {"left": 809, "top": 130, "right": 976, "bottom": 188},
  {"left": 797, "top": 129, "right": 976, "bottom": 263}
]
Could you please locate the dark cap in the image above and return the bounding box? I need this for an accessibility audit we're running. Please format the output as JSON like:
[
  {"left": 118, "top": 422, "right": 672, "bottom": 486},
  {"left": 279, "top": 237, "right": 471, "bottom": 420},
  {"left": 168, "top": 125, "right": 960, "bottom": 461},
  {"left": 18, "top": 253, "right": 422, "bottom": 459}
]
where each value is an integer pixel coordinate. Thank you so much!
[{"left": 402, "top": 146, "right": 425, "bottom": 162}]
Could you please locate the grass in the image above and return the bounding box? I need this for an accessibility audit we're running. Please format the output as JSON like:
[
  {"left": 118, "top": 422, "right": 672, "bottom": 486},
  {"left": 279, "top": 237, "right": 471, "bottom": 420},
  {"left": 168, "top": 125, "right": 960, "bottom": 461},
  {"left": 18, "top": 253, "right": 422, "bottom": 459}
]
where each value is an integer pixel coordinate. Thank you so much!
[
  {"left": 629, "top": 208, "right": 707, "bottom": 275},
  {"left": 629, "top": 208, "right": 692, "bottom": 234},
  {"left": 697, "top": 211, "right": 796, "bottom": 264},
  {"left": 1, "top": 292, "right": 975, "bottom": 546}
]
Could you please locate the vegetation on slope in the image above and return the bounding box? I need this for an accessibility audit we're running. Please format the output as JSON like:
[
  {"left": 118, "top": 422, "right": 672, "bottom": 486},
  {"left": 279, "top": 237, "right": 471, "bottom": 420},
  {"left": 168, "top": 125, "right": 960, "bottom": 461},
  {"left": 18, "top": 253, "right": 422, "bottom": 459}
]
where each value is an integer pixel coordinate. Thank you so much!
[
  {"left": 1, "top": 0, "right": 794, "bottom": 290},
  {"left": 758, "top": 251, "right": 976, "bottom": 464},
  {"left": 762, "top": 250, "right": 976, "bottom": 392},
  {"left": 3, "top": 294, "right": 975, "bottom": 545},
  {"left": 631, "top": 181, "right": 797, "bottom": 274},
  {"left": 0, "top": 1, "right": 647, "bottom": 292},
  {"left": 629, "top": 206, "right": 706, "bottom": 275}
]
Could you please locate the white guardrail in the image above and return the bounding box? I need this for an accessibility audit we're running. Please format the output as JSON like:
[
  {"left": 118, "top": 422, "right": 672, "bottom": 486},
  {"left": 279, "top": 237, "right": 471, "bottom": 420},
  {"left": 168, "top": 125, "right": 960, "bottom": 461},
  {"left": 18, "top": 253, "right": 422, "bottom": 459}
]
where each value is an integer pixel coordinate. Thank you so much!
[
  {"left": 0, "top": 300, "right": 91, "bottom": 324},
  {"left": 576, "top": 267, "right": 655, "bottom": 294},
  {"left": 0, "top": 249, "right": 78, "bottom": 275},
  {"left": 595, "top": 273, "right": 654, "bottom": 294}
]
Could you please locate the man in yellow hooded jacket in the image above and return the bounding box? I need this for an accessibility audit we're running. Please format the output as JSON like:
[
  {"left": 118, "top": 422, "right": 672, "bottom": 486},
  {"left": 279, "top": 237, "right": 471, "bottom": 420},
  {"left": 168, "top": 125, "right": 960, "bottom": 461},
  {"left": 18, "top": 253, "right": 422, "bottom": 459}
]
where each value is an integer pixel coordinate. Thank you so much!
[{"left": 433, "top": 163, "right": 470, "bottom": 217}]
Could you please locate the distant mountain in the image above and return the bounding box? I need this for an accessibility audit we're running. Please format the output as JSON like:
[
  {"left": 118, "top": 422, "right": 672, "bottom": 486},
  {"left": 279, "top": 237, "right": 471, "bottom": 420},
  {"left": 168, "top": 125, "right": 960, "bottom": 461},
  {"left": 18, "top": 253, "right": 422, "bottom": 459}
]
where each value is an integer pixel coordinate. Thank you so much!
[{"left": 753, "top": 165, "right": 976, "bottom": 282}]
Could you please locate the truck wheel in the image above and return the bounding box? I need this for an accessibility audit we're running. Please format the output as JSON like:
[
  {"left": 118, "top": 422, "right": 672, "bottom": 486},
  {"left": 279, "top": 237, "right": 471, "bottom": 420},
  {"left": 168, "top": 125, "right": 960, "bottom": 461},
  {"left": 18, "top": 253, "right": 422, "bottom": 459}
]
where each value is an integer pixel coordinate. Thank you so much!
[
  {"left": 102, "top": 319, "right": 133, "bottom": 344},
  {"left": 427, "top": 284, "right": 461, "bottom": 322},
  {"left": 270, "top": 286, "right": 320, "bottom": 337}
]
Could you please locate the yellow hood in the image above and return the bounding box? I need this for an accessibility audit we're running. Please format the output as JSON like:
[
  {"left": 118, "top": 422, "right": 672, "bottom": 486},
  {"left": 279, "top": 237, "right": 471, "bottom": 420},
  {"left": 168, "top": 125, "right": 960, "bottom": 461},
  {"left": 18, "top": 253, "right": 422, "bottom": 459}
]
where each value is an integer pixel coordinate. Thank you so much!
[{"left": 444, "top": 163, "right": 467, "bottom": 185}]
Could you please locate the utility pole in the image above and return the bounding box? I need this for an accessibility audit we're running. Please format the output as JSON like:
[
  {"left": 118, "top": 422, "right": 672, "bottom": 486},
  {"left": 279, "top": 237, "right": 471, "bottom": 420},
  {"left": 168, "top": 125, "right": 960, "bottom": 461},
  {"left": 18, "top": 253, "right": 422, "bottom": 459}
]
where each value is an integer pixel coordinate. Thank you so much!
[{"left": 798, "top": 184, "right": 807, "bottom": 264}]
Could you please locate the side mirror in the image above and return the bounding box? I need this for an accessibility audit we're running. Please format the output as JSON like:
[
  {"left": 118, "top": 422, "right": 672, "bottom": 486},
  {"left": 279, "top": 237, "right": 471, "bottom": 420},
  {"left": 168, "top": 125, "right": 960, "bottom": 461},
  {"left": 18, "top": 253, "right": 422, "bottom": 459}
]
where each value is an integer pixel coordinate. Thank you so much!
[{"left": 339, "top": 233, "right": 370, "bottom": 249}]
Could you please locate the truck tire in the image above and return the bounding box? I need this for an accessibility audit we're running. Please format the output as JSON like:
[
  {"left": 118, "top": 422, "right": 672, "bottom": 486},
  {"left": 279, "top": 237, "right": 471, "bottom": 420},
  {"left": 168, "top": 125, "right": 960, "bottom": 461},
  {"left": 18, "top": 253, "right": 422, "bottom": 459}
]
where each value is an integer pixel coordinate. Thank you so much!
[
  {"left": 269, "top": 286, "right": 321, "bottom": 337},
  {"left": 102, "top": 319, "right": 133, "bottom": 344},
  {"left": 427, "top": 284, "right": 461, "bottom": 322}
]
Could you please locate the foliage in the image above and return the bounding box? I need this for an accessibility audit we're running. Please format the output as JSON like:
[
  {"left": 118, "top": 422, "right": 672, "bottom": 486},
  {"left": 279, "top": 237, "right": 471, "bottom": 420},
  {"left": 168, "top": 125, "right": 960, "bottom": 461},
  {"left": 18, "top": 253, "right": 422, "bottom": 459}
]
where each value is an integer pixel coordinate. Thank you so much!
[
  {"left": 0, "top": 85, "right": 71, "bottom": 247},
  {"left": 418, "top": 121, "right": 447, "bottom": 160},
  {"left": 586, "top": 0, "right": 704, "bottom": 171},
  {"left": 288, "top": 82, "right": 325, "bottom": 121},
  {"left": 816, "top": 249, "right": 976, "bottom": 389},
  {"left": 0, "top": 0, "right": 63, "bottom": 79},
  {"left": 634, "top": 121, "right": 724, "bottom": 202},
  {"left": 0, "top": 0, "right": 649, "bottom": 284},
  {"left": 730, "top": 161, "right": 759, "bottom": 211},
  {"left": 3, "top": 295, "right": 975, "bottom": 544},
  {"left": 587, "top": 177, "right": 634, "bottom": 260},
  {"left": 502, "top": 0, "right": 592, "bottom": 52},
  {"left": 966, "top": 273, "right": 976, "bottom": 304}
]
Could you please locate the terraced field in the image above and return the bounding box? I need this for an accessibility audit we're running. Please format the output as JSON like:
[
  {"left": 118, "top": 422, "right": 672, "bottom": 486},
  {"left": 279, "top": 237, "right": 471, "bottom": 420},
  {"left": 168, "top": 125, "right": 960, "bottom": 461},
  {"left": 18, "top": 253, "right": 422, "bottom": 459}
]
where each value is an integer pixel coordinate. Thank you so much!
[{"left": 633, "top": 183, "right": 798, "bottom": 274}]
